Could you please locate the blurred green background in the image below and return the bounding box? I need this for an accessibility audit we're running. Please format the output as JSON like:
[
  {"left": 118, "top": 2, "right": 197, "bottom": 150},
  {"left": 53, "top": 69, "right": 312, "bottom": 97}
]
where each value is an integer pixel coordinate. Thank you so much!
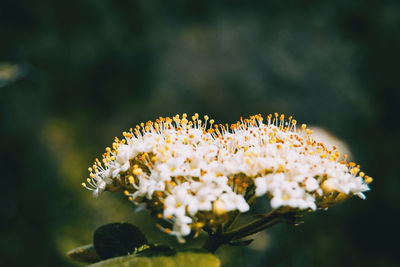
[{"left": 1, "top": 1, "right": 399, "bottom": 266}]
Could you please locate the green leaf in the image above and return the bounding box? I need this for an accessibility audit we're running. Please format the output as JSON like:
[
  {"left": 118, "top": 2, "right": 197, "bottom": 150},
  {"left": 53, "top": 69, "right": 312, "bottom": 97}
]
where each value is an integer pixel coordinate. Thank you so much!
[
  {"left": 94, "top": 223, "right": 148, "bottom": 260},
  {"left": 88, "top": 251, "right": 220, "bottom": 267},
  {"left": 66, "top": 244, "right": 101, "bottom": 263},
  {"left": 138, "top": 244, "right": 175, "bottom": 256}
]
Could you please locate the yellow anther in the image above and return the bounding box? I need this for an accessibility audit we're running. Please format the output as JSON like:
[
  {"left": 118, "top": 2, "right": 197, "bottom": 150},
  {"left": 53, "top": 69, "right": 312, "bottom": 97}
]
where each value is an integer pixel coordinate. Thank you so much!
[
  {"left": 350, "top": 167, "right": 360, "bottom": 175},
  {"left": 365, "top": 176, "right": 373, "bottom": 184},
  {"left": 133, "top": 168, "right": 142, "bottom": 175},
  {"left": 81, "top": 182, "right": 87, "bottom": 188}
]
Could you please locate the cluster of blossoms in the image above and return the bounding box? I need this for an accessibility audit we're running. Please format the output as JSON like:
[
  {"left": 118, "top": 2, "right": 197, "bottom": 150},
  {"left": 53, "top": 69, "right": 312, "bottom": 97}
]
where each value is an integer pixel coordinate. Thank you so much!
[{"left": 83, "top": 113, "right": 371, "bottom": 242}]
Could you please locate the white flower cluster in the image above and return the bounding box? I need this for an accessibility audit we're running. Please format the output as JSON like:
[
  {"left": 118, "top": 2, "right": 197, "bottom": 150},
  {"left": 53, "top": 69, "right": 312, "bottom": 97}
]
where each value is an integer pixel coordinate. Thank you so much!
[{"left": 83, "top": 114, "right": 371, "bottom": 241}]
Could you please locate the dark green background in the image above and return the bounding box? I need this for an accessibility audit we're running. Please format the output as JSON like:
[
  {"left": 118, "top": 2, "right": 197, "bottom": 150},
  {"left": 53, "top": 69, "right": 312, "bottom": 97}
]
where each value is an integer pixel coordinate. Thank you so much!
[{"left": 1, "top": 1, "right": 399, "bottom": 266}]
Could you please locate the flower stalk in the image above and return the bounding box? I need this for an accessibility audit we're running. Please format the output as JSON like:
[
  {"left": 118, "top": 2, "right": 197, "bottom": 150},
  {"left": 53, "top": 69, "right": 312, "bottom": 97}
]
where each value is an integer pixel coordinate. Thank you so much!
[{"left": 203, "top": 210, "right": 291, "bottom": 253}]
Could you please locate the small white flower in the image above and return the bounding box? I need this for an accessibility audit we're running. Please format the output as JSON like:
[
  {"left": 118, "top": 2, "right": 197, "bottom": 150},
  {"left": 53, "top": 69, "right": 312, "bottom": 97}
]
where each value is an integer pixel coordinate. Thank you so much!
[
  {"left": 219, "top": 192, "right": 250, "bottom": 212},
  {"left": 304, "top": 177, "right": 319, "bottom": 192}
]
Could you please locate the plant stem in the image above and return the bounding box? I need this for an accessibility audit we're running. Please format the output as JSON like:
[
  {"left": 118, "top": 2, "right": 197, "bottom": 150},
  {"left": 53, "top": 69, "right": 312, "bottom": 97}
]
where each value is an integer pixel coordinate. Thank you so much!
[
  {"left": 201, "top": 234, "right": 228, "bottom": 253},
  {"left": 224, "top": 212, "right": 282, "bottom": 240},
  {"left": 202, "top": 210, "right": 285, "bottom": 253},
  {"left": 223, "top": 195, "right": 257, "bottom": 232},
  {"left": 222, "top": 210, "right": 241, "bottom": 231}
]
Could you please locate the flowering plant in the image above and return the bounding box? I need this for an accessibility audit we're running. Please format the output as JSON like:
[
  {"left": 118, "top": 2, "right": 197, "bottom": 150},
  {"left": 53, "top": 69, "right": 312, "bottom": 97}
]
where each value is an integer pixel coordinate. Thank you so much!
[{"left": 73, "top": 113, "right": 371, "bottom": 265}]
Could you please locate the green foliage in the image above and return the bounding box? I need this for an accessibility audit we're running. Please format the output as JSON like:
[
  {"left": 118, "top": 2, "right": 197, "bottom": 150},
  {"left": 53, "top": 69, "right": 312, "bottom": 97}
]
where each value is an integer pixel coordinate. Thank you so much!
[
  {"left": 88, "top": 251, "right": 220, "bottom": 267},
  {"left": 94, "top": 223, "right": 148, "bottom": 260},
  {"left": 66, "top": 244, "right": 101, "bottom": 263},
  {"left": 67, "top": 223, "right": 220, "bottom": 266}
]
